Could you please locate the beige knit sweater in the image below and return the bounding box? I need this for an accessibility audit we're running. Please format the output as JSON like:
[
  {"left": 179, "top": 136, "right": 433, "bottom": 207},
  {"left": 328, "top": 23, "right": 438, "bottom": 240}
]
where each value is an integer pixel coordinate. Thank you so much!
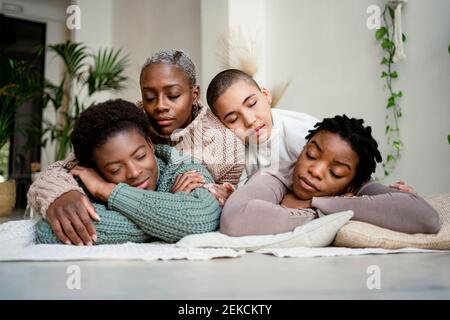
[{"left": 27, "top": 102, "right": 245, "bottom": 217}]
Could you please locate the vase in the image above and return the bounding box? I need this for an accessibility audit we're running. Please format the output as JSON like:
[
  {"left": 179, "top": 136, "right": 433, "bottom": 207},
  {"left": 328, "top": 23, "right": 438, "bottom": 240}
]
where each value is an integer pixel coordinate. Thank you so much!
[{"left": 0, "top": 179, "right": 16, "bottom": 217}]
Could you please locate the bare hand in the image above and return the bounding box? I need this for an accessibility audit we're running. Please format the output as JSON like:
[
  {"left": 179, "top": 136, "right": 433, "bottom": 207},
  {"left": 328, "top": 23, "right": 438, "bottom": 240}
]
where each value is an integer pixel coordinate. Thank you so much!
[
  {"left": 46, "top": 190, "right": 99, "bottom": 246},
  {"left": 389, "top": 180, "right": 417, "bottom": 195},
  {"left": 203, "top": 183, "right": 235, "bottom": 207},
  {"left": 70, "top": 165, "right": 115, "bottom": 202},
  {"left": 281, "top": 193, "right": 312, "bottom": 209},
  {"left": 171, "top": 170, "right": 206, "bottom": 193}
]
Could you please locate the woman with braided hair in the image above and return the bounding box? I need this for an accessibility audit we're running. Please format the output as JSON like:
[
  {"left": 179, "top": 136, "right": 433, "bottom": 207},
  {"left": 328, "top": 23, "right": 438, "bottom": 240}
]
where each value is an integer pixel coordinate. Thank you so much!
[{"left": 220, "top": 115, "right": 441, "bottom": 236}]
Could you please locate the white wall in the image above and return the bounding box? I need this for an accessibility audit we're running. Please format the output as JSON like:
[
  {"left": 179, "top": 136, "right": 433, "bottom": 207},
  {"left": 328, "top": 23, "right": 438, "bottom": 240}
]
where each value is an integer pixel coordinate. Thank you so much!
[
  {"left": 263, "top": 0, "right": 450, "bottom": 195},
  {"left": 200, "top": 0, "right": 267, "bottom": 100},
  {"left": 200, "top": 0, "right": 229, "bottom": 98},
  {"left": 71, "top": 0, "right": 112, "bottom": 51},
  {"left": 71, "top": 0, "right": 113, "bottom": 103},
  {"left": 4, "top": 0, "right": 448, "bottom": 195},
  {"left": 70, "top": 0, "right": 202, "bottom": 104},
  {"left": 110, "top": 0, "right": 202, "bottom": 103}
]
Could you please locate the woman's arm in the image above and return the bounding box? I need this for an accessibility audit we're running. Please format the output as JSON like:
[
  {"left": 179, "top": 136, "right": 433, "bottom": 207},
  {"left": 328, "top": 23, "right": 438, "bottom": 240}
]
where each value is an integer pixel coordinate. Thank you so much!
[
  {"left": 107, "top": 184, "right": 221, "bottom": 242},
  {"left": 73, "top": 159, "right": 222, "bottom": 243},
  {"left": 220, "top": 171, "right": 315, "bottom": 236},
  {"left": 27, "top": 153, "right": 84, "bottom": 217},
  {"left": 27, "top": 154, "right": 98, "bottom": 246},
  {"left": 312, "top": 182, "right": 440, "bottom": 234},
  {"left": 201, "top": 110, "right": 246, "bottom": 186},
  {"left": 36, "top": 203, "right": 150, "bottom": 245}
]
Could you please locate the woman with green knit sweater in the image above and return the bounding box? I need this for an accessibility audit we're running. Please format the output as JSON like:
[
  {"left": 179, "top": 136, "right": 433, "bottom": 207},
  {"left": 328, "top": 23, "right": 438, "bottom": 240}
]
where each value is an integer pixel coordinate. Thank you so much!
[
  {"left": 29, "top": 49, "right": 242, "bottom": 246},
  {"left": 35, "top": 99, "right": 221, "bottom": 245}
]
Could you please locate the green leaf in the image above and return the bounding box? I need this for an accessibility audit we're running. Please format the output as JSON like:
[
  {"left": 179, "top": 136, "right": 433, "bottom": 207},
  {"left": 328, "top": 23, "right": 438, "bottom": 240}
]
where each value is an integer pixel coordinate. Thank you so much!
[
  {"left": 381, "top": 71, "right": 389, "bottom": 78},
  {"left": 393, "top": 140, "right": 402, "bottom": 151},
  {"left": 387, "top": 96, "right": 396, "bottom": 108},
  {"left": 0, "top": 54, "right": 42, "bottom": 148},
  {"left": 390, "top": 71, "right": 398, "bottom": 79},
  {"left": 385, "top": 125, "right": 390, "bottom": 134},
  {"left": 375, "top": 27, "right": 387, "bottom": 40},
  {"left": 384, "top": 170, "right": 389, "bottom": 177},
  {"left": 74, "top": 97, "right": 82, "bottom": 118},
  {"left": 381, "top": 57, "right": 389, "bottom": 65},
  {"left": 396, "top": 91, "right": 403, "bottom": 98},
  {"left": 86, "top": 48, "right": 129, "bottom": 95},
  {"left": 381, "top": 38, "right": 392, "bottom": 49},
  {"left": 448, "top": 45, "right": 450, "bottom": 55},
  {"left": 448, "top": 134, "right": 450, "bottom": 144},
  {"left": 48, "top": 41, "right": 88, "bottom": 78},
  {"left": 402, "top": 33, "right": 406, "bottom": 42},
  {"left": 387, "top": 154, "right": 394, "bottom": 162}
]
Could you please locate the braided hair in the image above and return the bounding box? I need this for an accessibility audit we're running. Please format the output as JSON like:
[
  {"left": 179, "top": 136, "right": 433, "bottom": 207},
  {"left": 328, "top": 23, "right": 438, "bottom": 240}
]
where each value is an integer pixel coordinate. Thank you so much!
[
  {"left": 305, "top": 114, "right": 382, "bottom": 189},
  {"left": 70, "top": 99, "right": 151, "bottom": 169}
]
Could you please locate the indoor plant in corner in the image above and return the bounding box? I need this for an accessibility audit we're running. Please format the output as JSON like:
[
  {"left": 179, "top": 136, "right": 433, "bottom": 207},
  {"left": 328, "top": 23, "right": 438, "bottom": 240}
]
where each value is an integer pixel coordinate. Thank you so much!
[
  {"left": 36, "top": 41, "right": 129, "bottom": 162},
  {"left": 0, "top": 54, "right": 40, "bottom": 216}
]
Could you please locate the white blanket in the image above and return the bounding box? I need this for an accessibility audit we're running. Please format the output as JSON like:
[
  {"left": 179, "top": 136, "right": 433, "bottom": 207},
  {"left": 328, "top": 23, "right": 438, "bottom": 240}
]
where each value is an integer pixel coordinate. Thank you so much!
[
  {"left": 0, "top": 219, "right": 243, "bottom": 261},
  {"left": 0, "top": 218, "right": 442, "bottom": 261},
  {"left": 254, "top": 247, "right": 442, "bottom": 258}
]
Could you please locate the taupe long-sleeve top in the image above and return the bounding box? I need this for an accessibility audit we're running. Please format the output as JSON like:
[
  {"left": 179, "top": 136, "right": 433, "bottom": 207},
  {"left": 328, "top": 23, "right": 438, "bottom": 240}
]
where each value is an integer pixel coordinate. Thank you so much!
[{"left": 220, "top": 163, "right": 441, "bottom": 236}]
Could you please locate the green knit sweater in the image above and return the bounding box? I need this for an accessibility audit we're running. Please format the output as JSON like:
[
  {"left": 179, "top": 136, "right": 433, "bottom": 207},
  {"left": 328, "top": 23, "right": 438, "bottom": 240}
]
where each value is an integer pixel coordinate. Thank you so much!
[{"left": 35, "top": 144, "right": 221, "bottom": 244}]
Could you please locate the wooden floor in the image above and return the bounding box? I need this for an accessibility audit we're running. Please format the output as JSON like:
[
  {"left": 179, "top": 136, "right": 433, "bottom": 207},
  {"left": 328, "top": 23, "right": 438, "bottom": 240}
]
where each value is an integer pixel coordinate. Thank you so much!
[{"left": 1, "top": 251, "right": 449, "bottom": 299}]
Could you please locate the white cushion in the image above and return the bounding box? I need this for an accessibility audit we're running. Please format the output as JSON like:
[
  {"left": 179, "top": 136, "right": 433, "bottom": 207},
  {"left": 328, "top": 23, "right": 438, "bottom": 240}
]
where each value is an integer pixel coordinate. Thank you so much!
[{"left": 177, "top": 211, "right": 353, "bottom": 251}]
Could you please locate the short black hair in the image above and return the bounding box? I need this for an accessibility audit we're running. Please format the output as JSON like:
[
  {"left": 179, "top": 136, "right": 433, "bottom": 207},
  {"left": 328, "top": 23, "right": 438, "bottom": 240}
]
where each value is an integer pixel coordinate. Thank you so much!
[
  {"left": 206, "top": 69, "right": 260, "bottom": 113},
  {"left": 305, "top": 114, "right": 382, "bottom": 189},
  {"left": 70, "top": 99, "right": 151, "bottom": 168}
]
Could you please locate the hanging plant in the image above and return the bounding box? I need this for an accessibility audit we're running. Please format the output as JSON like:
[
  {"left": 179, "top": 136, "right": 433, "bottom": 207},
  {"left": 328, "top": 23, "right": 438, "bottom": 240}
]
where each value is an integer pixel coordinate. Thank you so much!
[{"left": 375, "top": 4, "right": 406, "bottom": 178}]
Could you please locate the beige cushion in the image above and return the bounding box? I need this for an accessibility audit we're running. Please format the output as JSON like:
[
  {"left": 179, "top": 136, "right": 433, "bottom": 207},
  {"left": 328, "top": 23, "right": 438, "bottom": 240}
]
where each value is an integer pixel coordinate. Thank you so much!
[
  {"left": 333, "top": 193, "right": 450, "bottom": 250},
  {"left": 177, "top": 211, "right": 353, "bottom": 251}
]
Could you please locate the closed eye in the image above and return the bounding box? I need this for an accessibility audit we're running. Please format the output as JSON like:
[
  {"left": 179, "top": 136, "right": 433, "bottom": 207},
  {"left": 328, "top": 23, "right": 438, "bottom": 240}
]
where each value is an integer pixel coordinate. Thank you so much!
[
  {"left": 110, "top": 167, "right": 121, "bottom": 175},
  {"left": 330, "top": 171, "right": 342, "bottom": 178},
  {"left": 306, "top": 153, "right": 316, "bottom": 160},
  {"left": 136, "top": 153, "right": 146, "bottom": 160},
  {"left": 226, "top": 115, "right": 238, "bottom": 124}
]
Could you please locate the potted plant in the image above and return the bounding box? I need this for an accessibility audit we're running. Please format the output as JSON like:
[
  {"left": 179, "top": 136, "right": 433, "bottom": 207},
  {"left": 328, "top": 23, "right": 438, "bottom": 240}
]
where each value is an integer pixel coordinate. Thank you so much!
[
  {"left": 0, "top": 54, "right": 40, "bottom": 216},
  {"left": 36, "top": 41, "right": 129, "bottom": 162}
]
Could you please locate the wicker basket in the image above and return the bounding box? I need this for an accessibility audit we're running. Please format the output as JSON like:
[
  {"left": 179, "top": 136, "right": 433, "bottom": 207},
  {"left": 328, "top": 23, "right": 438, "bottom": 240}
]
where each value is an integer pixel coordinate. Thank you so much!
[{"left": 0, "top": 180, "right": 16, "bottom": 217}]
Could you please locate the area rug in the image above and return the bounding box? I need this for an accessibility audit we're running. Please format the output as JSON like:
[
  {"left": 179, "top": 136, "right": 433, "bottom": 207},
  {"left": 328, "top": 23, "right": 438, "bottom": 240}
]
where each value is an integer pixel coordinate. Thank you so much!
[
  {"left": 0, "top": 219, "right": 444, "bottom": 261},
  {"left": 0, "top": 219, "right": 243, "bottom": 261}
]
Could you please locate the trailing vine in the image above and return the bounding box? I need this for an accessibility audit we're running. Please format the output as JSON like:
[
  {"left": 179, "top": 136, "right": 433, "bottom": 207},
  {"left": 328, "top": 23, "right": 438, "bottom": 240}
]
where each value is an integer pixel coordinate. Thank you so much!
[{"left": 375, "top": 5, "right": 406, "bottom": 178}]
